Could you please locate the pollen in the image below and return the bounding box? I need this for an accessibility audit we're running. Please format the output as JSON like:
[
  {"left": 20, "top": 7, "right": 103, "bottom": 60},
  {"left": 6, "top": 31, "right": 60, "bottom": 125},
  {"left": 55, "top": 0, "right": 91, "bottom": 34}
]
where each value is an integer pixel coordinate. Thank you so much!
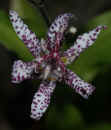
[{"left": 61, "top": 56, "right": 68, "bottom": 63}]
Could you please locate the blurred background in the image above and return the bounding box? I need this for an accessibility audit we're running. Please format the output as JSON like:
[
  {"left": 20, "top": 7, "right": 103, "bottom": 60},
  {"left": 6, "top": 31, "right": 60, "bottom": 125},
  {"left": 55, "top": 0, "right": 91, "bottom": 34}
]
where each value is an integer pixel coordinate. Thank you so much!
[{"left": 0, "top": 0, "right": 111, "bottom": 130}]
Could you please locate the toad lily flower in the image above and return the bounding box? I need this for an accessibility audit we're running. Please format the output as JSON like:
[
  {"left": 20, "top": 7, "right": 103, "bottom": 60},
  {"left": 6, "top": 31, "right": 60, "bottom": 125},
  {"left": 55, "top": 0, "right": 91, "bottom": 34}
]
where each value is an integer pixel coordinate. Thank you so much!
[{"left": 9, "top": 10, "right": 106, "bottom": 120}]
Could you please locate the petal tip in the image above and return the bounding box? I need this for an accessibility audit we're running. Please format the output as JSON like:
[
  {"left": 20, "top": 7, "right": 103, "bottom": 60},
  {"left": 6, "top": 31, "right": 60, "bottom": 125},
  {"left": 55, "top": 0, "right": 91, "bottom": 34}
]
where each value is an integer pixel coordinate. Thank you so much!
[
  {"left": 78, "top": 85, "right": 96, "bottom": 99},
  {"left": 30, "top": 113, "right": 40, "bottom": 120},
  {"left": 9, "top": 10, "right": 17, "bottom": 16}
]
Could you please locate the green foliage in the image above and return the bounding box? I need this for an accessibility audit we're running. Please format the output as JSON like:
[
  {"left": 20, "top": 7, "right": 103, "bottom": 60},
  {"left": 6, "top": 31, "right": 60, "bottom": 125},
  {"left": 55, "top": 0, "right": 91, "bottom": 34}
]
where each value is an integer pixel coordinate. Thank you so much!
[
  {"left": 87, "top": 124, "right": 111, "bottom": 130},
  {"left": 11, "top": 0, "right": 47, "bottom": 38},
  {"left": 46, "top": 104, "right": 84, "bottom": 130},
  {"left": 0, "top": 0, "right": 47, "bottom": 61},
  {"left": 0, "top": 10, "right": 33, "bottom": 61}
]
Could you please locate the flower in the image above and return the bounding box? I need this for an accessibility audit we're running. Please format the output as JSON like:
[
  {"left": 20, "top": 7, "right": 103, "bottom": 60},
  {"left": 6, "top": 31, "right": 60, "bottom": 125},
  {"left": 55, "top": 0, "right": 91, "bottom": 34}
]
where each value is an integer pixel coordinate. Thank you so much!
[{"left": 9, "top": 10, "right": 106, "bottom": 120}]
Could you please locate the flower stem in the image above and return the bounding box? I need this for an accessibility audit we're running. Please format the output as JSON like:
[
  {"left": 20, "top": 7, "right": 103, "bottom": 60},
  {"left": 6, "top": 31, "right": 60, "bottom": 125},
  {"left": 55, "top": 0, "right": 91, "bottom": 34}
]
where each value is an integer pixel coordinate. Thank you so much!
[{"left": 27, "top": 0, "right": 51, "bottom": 26}]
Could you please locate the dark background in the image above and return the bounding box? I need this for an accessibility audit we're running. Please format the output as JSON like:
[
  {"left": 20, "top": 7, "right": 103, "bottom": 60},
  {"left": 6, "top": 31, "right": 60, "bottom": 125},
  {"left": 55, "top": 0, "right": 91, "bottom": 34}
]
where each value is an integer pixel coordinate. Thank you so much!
[{"left": 0, "top": 0, "right": 111, "bottom": 130}]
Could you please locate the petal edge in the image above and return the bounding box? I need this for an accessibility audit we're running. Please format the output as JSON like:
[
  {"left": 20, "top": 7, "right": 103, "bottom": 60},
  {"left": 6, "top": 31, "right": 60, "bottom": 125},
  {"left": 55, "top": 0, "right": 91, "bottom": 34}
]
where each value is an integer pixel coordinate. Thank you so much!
[
  {"left": 30, "top": 81, "right": 56, "bottom": 120},
  {"left": 64, "top": 69, "right": 95, "bottom": 99}
]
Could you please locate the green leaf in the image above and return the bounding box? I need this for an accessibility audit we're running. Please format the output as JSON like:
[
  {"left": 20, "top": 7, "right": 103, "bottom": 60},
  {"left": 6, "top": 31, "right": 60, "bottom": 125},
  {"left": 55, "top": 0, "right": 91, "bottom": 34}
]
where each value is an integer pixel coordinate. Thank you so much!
[
  {"left": 87, "top": 123, "right": 111, "bottom": 130},
  {"left": 10, "top": 0, "right": 47, "bottom": 37},
  {"left": 46, "top": 104, "right": 84, "bottom": 130},
  {"left": 69, "top": 11, "right": 111, "bottom": 81},
  {"left": 0, "top": 0, "right": 47, "bottom": 61},
  {"left": 0, "top": 11, "right": 33, "bottom": 61}
]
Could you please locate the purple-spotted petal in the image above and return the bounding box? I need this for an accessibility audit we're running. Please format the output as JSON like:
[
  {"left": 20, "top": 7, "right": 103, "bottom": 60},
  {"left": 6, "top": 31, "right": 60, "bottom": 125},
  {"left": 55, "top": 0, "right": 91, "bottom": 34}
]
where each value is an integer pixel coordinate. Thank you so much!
[
  {"left": 9, "top": 10, "right": 41, "bottom": 57},
  {"left": 30, "top": 81, "right": 56, "bottom": 120},
  {"left": 63, "top": 25, "right": 106, "bottom": 64},
  {"left": 65, "top": 69, "right": 95, "bottom": 99},
  {"left": 11, "top": 60, "right": 35, "bottom": 83},
  {"left": 46, "top": 13, "right": 73, "bottom": 51}
]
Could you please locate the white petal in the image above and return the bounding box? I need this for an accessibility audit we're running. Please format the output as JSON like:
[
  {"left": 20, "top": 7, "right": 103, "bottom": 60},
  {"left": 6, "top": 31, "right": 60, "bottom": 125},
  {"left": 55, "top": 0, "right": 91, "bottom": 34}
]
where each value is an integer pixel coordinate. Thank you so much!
[
  {"left": 9, "top": 10, "right": 41, "bottom": 57},
  {"left": 30, "top": 81, "right": 56, "bottom": 120},
  {"left": 46, "top": 13, "right": 73, "bottom": 51},
  {"left": 63, "top": 25, "right": 106, "bottom": 64},
  {"left": 11, "top": 60, "right": 35, "bottom": 83},
  {"left": 65, "top": 69, "right": 95, "bottom": 99}
]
